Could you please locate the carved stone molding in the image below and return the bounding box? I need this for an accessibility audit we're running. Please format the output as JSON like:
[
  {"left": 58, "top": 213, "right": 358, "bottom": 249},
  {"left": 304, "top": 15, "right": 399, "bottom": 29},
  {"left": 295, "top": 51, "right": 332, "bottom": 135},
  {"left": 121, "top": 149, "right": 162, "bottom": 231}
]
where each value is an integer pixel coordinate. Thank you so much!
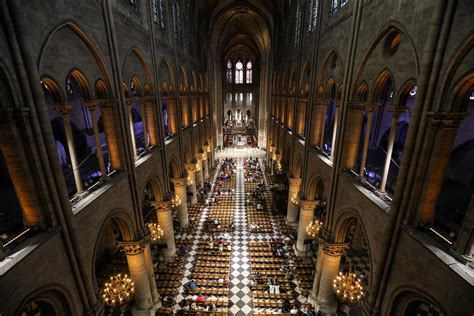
[
  {"left": 185, "top": 163, "right": 197, "bottom": 172},
  {"left": 152, "top": 201, "right": 172, "bottom": 213},
  {"left": 347, "top": 101, "right": 367, "bottom": 111},
  {"left": 51, "top": 102, "right": 74, "bottom": 115},
  {"left": 300, "top": 199, "right": 319, "bottom": 211},
  {"left": 427, "top": 111, "right": 468, "bottom": 129},
  {"left": 319, "top": 240, "right": 349, "bottom": 257},
  {"left": 288, "top": 177, "right": 302, "bottom": 187},
  {"left": 117, "top": 241, "right": 145, "bottom": 256},
  {"left": 171, "top": 177, "right": 187, "bottom": 187}
]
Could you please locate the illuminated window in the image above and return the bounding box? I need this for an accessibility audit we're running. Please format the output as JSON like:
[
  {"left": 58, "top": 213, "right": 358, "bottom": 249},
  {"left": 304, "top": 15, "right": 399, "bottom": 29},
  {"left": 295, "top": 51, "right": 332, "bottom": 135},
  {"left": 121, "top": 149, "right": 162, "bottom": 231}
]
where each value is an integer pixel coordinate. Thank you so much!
[
  {"left": 226, "top": 60, "right": 233, "bottom": 83},
  {"left": 235, "top": 60, "right": 244, "bottom": 84},
  {"left": 246, "top": 61, "right": 253, "bottom": 84},
  {"left": 153, "top": 0, "right": 167, "bottom": 29},
  {"left": 308, "top": 0, "right": 319, "bottom": 33},
  {"left": 332, "top": 0, "right": 348, "bottom": 15}
]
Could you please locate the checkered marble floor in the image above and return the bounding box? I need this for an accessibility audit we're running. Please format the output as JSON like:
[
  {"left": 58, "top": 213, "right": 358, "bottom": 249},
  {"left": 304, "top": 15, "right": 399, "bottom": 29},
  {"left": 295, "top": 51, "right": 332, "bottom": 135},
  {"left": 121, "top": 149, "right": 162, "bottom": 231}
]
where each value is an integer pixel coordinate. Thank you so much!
[{"left": 228, "top": 158, "right": 253, "bottom": 316}]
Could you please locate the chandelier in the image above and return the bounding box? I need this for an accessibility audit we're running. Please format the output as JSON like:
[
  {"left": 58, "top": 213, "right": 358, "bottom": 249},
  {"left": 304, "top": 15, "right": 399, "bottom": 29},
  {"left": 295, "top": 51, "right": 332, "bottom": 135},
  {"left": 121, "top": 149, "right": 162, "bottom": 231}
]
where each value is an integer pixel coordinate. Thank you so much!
[
  {"left": 186, "top": 176, "right": 193, "bottom": 186},
  {"left": 147, "top": 222, "right": 164, "bottom": 243},
  {"left": 291, "top": 193, "right": 300, "bottom": 206},
  {"left": 333, "top": 272, "right": 364, "bottom": 303},
  {"left": 102, "top": 273, "right": 135, "bottom": 306},
  {"left": 171, "top": 194, "right": 182, "bottom": 208},
  {"left": 306, "top": 219, "right": 323, "bottom": 238}
]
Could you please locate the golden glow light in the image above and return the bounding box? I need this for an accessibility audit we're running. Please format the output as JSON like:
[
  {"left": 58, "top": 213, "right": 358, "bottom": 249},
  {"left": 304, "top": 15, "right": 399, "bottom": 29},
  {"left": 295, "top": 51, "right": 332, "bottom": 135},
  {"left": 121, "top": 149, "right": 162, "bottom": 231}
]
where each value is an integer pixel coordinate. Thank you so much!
[
  {"left": 333, "top": 272, "right": 364, "bottom": 303},
  {"left": 171, "top": 194, "right": 182, "bottom": 208},
  {"left": 102, "top": 273, "right": 135, "bottom": 306},
  {"left": 291, "top": 193, "right": 299, "bottom": 206},
  {"left": 306, "top": 220, "right": 323, "bottom": 238},
  {"left": 147, "top": 222, "right": 164, "bottom": 243},
  {"left": 186, "top": 176, "right": 193, "bottom": 186}
]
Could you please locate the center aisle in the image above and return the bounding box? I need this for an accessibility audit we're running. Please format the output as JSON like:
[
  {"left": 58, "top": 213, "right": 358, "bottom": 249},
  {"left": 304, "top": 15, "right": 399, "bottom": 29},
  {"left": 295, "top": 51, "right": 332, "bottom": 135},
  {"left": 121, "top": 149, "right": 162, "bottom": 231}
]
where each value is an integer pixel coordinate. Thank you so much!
[{"left": 228, "top": 158, "right": 253, "bottom": 315}]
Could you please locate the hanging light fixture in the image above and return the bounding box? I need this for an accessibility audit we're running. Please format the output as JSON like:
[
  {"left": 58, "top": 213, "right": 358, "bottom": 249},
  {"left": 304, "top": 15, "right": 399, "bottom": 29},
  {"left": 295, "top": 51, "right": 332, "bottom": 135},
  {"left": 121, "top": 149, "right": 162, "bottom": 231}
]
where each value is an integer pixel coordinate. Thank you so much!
[
  {"left": 186, "top": 175, "right": 193, "bottom": 186},
  {"left": 171, "top": 194, "right": 182, "bottom": 208},
  {"left": 147, "top": 222, "right": 164, "bottom": 243},
  {"left": 306, "top": 219, "right": 323, "bottom": 238},
  {"left": 333, "top": 272, "right": 364, "bottom": 303},
  {"left": 102, "top": 273, "right": 135, "bottom": 306},
  {"left": 291, "top": 192, "right": 300, "bottom": 206}
]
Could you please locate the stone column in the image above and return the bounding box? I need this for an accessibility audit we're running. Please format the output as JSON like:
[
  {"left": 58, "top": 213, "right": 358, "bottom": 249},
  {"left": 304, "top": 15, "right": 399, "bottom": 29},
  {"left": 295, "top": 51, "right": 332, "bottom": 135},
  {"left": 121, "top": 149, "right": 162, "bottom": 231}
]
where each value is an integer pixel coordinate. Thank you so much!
[
  {"left": 53, "top": 103, "right": 83, "bottom": 194},
  {"left": 330, "top": 101, "right": 340, "bottom": 158},
  {"left": 154, "top": 201, "right": 176, "bottom": 259},
  {"left": 166, "top": 97, "right": 178, "bottom": 135},
  {"left": 319, "top": 102, "right": 328, "bottom": 150},
  {"left": 143, "top": 238, "right": 160, "bottom": 308},
  {"left": 287, "top": 96, "right": 294, "bottom": 129},
  {"left": 199, "top": 94, "right": 205, "bottom": 119},
  {"left": 310, "top": 244, "right": 325, "bottom": 303},
  {"left": 202, "top": 152, "right": 209, "bottom": 180},
  {"left": 186, "top": 163, "right": 198, "bottom": 205},
  {"left": 100, "top": 100, "right": 122, "bottom": 171},
  {"left": 286, "top": 177, "right": 302, "bottom": 224},
  {"left": 297, "top": 98, "right": 307, "bottom": 135},
  {"left": 171, "top": 178, "right": 189, "bottom": 228},
  {"left": 126, "top": 100, "right": 137, "bottom": 157},
  {"left": 195, "top": 153, "right": 204, "bottom": 188},
  {"left": 311, "top": 99, "right": 327, "bottom": 147},
  {"left": 138, "top": 99, "right": 149, "bottom": 150},
  {"left": 342, "top": 102, "right": 365, "bottom": 170},
  {"left": 181, "top": 96, "right": 190, "bottom": 127},
  {"left": 359, "top": 104, "right": 379, "bottom": 177},
  {"left": 143, "top": 98, "right": 158, "bottom": 147},
  {"left": 380, "top": 107, "right": 407, "bottom": 193},
  {"left": 191, "top": 95, "right": 198, "bottom": 123},
  {"left": 296, "top": 199, "right": 318, "bottom": 255},
  {"left": 418, "top": 112, "right": 466, "bottom": 223},
  {"left": 316, "top": 241, "right": 349, "bottom": 314},
  {"left": 85, "top": 101, "right": 107, "bottom": 177},
  {"left": 205, "top": 94, "right": 210, "bottom": 116},
  {"left": 0, "top": 110, "right": 42, "bottom": 226},
  {"left": 118, "top": 241, "right": 154, "bottom": 315}
]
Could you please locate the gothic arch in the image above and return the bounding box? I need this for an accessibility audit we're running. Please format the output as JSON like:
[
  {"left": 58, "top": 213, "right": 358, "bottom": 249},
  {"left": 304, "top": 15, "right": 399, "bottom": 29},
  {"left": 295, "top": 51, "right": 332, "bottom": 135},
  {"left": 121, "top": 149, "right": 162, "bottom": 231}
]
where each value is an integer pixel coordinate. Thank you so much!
[
  {"left": 142, "top": 173, "right": 165, "bottom": 204},
  {"left": 159, "top": 58, "right": 175, "bottom": 96},
  {"left": 168, "top": 155, "right": 181, "bottom": 178},
  {"left": 38, "top": 21, "right": 112, "bottom": 96},
  {"left": 386, "top": 286, "right": 446, "bottom": 316},
  {"left": 122, "top": 47, "right": 153, "bottom": 85},
  {"left": 317, "top": 49, "right": 344, "bottom": 92},
  {"left": 16, "top": 284, "right": 74, "bottom": 316},
  {"left": 293, "top": 155, "right": 303, "bottom": 178},
  {"left": 306, "top": 174, "right": 325, "bottom": 200},
  {"left": 184, "top": 144, "right": 193, "bottom": 163}
]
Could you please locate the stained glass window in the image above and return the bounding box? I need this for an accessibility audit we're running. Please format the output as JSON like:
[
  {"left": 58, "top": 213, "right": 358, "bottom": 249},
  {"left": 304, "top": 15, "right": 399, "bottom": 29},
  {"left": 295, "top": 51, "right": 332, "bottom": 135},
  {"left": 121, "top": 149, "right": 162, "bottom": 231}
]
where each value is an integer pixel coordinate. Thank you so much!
[
  {"left": 235, "top": 60, "right": 244, "bottom": 84},
  {"left": 226, "top": 60, "right": 233, "bottom": 83},
  {"left": 246, "top": 61, "right": 252, "bottom": 84},
  {"left": 153, "top": 0, "right": 167, "bottom": 29},
  {"left": 308, "top": 0, "right": 319, "bottom": 33}
]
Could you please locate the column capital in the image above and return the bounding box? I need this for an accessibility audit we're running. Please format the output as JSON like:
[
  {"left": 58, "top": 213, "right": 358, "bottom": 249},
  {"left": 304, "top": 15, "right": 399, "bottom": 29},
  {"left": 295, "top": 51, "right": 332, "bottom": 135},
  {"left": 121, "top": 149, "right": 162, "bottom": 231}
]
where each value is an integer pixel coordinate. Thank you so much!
[
  {"left": 314, "top": 98, "right": 330, "bottom": 106},
  {"left": 366, "top": 103, "right": 381, "bottom": 112},
  {"left": 333, "top": 100, "right": 342, "bottom": 108},
  {"left": 427, "top": 111, "right": 468, "bottom": 128},
  {"left": 300, "top": 199, "right": 319, "bottom": 211},
  {"left": 171, "top": 177, "right": 187, "bottom": 187},
  {"left": 99, "top": 99, "right": 118, "bottom": 108},
  {"left": 288, "top": 177, "right": 302, "bottom": 187},
  {"left": 319, "top": 240, "right": 349, "bottom": 257},
  {"left": 388, "top": 106, "right": 408, "bottom": 117},
  {"left": 185, "top": 163, "right": 197, "bottom": 172},
  {"left": 0, "top": 107, "right": 30, "bottom": 124},
  {"left": 83, "top": 99, "right": 102, "bottom": 110},
  {"left": 152, "top": 201, "right": 172, "bottom": 213},
  {"left": 195, "top": 153, "right": 203, "bottom": 160},
  {"left": 117, "top": 240, "right": 146, "bottom": 255},
  {"left": 52, "top": 102, "right": 74, "bottom": 115},
  {"left": 347, "top": 101, "right": 366, "bottom": 111}
]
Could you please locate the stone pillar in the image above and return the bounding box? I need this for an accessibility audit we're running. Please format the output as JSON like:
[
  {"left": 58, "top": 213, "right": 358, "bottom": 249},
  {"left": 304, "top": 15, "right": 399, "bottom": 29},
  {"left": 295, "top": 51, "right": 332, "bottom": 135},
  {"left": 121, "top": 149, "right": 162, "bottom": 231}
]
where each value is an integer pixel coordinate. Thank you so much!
[
  {"left": 53, "top": 103, "right": 83, "bottom": 194},
  {"left": 287, "top": 97, "right": 294, "bottom": 129},
  {"left": 297, "top": 99, "right": 307, "bottom": 135},
  {"left": 319, "top": 103, "right": 328, "bottom": 150},
  {"left": 171, "top": 178, "right": 189, "bottom": 228},
  {"left": 202, "top": 153, "right": 209, "bottom": 180},
  {"left": 279, "top": 96, "right": 286, "bottom": 124},
  {"left": 296, "top": 199, "right": 318, "bottom": 255},
  {"left": 359, "top": 104, "right": 379, "bottom": 177},
  {"left": 127, "top": 100, "right": 137, "bottom": 157},
  {"left": 144, "top": 98, "right": 158, "bottom": 147},
  {"left": 186, "top": 163, "right": 198, "bottom": 205},
  {"left": 310, "top": 244, "right": 325, "bottom": 303},
  {"left": 380, "top": 107, "right": 407, "bottom": 193},
  {"left": 191, "top": 95, "right": 198, "bottom": 123},
  {"left": 0, "top": 110, "right": 42, "bottom": 226},
  {"left": 118, "top": 241, "right": 154, "bottom": 315},
  {"left": 138, "top": 99, "right": 149, "bottom": 150},
  {"left": 205, "top": 94, "right": 210, "bottom": 116},
  {"left": 143, "top": 238, "right": 160, "bottom": 308},
  {"left": 199, "top": 94, "right": 205, "bottom": 119},
  {"left": 85, "top": 101, "right": 107, "bottom": 177},
  {"left": 154, "top": 201, "right": 176, "bottom": 259},
  {"left": 286, "top": 177, "right": 302, "bottom": 224},
  {"left": 343, "top": 102, "right": 365, "bottom": 170},
  {"left": 311, "top": 99, "right": 326, "bottom": 147},
  {"left": 166, "top": 97, "right": 178, "bottom": 135},
  {"left": 316, "top": 241, "right": 349, "bottom": 314},
  {"left": 195, "top": 153, "right": 204, "bottom": 188},
  {"left": 418, "top": 112, "right": 466, "bottom": 223},
  {"left": 181, "top": 96, "right": 190, "bottom": 127},
  {"left": 100, "top": 100, "right": 122, "bottom": 171},
  {"left": 330, "top": 101, "right": 340, "bottom": 158}
]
